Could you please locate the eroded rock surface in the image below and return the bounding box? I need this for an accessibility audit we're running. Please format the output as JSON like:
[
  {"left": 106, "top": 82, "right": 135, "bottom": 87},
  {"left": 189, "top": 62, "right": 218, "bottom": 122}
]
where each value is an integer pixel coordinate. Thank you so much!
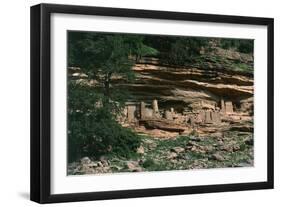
[
  {"left": 112, "top": 56, "right": 254, "bottom": 139},
  {"left": 114, "top": 58, "right": 253, "bottom": 107}
]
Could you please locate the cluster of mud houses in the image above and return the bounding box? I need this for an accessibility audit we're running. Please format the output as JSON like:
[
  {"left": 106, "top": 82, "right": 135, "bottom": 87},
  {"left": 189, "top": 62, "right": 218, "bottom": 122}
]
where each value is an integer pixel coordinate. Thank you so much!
[{"left": 121, "top": 99, "right": 236, "bottom": 126}]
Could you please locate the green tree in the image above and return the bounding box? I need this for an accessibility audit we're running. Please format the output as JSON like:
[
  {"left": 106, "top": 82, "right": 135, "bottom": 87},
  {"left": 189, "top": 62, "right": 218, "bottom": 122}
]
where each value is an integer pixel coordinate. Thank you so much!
[
  {"left": 68, "top": 32, "right": 158, "bottom": 104},
  {"left": 219, "top": 38, "right": 253, "bottom": 54},
  {"left": 237, "top": 39, "right": 253, "bottom": 53},
  {"left": 67, "top": 32, "right": 158, "bottom": 161},
  {"left": 166, "top": 37, "right": 209, "bottom": 65},
  {"left": 67, "top": 82, "right": 142, "bottom": 162},
  {"left": 125, "top": 35, "right": 158, "bottom": 61}
]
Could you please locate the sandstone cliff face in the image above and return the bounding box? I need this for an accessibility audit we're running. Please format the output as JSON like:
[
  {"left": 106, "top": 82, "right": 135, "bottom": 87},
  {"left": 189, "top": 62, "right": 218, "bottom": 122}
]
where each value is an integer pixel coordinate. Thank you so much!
[
  {"left": 68, "top": 52, "right": 254, "bottom": 139},
  {"left": 114, "top": 57, "right": 253, "bottom": 114}
]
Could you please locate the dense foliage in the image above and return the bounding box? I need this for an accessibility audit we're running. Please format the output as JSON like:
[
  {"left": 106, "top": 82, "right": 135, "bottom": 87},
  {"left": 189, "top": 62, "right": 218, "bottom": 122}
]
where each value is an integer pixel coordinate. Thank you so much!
[
  {"left": 164, "top": 38, "right": 209, "bottom": 65},
  {"left": 68, "top": 83, "right": 141, "bottom": 162},
  {"left": 219, "top": 39, "right": 254, "bottom": 53}
]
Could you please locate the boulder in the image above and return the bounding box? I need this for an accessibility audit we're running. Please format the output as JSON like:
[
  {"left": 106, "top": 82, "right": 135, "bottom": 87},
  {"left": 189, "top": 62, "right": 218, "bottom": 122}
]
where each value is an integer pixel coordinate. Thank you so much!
[
  {"left": 137, "top": 145, "right": 145, "bottom": 154},
  {"left": 244, "top": 136, "right": 254, "bottom": 145},
  {"left": 167, "top": 152, "right": 178, "bottom": 159},
  {"left": 126, "top": 161, "right": 142, "bottom": 172},
  {"left": 139, "top": 119, "right": 186, "bottom": 132},
  {"left": 230, "top": 124, "right": 253, "bottom": 132},
  {"left": 171, "top": 147, "right": 185, "bottom": 153},
  {"left": 80, "top": 157, "right": 91, "bottom": 165},
  {"left": 211, "top": 153, "right": 225, "bottom": 161}
]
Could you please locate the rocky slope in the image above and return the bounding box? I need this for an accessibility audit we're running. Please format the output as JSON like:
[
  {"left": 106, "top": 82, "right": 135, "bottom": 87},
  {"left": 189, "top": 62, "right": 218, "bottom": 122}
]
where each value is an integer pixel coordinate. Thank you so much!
[{"left": 68, "top": 131, "right": 254, "bottom": 175}]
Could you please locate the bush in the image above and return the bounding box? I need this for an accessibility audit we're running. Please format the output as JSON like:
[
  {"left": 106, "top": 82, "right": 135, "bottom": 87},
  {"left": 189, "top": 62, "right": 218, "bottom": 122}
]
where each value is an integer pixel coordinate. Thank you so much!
[
  {"left": 237, "top": 40, "right": 253, "bottom": 53},
  {"left": 219, "top": 39, "right": 253, "bottom": 54},
  {"left": 220, "top": 39, "right": 239, "bottom": 49},
  {"left": 141, "top": 158, "right": 155, "bottom": 168},
  {"left": 167, "top": 38, "right": 209, "bottom": 65},
  {"left": 67, "top": 82, "right": 141, "bottom": 162},
  {"left": 84, "top": 116, "right": 141, "bottom": 158}
]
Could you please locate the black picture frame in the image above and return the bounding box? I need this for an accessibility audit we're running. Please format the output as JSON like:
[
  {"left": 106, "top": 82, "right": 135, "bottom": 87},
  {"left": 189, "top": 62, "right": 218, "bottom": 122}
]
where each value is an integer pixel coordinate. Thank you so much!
[{"left": 30, "top": 3, "right": 274, "bottom": 204}]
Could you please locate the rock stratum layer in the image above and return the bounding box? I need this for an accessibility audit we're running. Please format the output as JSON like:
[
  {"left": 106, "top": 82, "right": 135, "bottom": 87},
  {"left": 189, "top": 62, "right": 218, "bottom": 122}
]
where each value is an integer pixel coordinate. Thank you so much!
[{"left": 114, "top": 57, "right": 253, "bottom": 113}]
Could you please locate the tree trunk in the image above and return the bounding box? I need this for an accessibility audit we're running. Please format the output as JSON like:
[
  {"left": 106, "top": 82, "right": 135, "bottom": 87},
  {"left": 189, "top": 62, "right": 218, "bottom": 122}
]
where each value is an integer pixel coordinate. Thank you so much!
[{"left": 104, "top": 72, "right": 112, "bottom": 103}]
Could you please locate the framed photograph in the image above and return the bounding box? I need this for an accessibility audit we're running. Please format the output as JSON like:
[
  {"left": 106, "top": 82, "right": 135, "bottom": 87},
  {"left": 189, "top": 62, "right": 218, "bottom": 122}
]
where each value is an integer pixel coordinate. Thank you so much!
[{"left": 30, "top": 3, "right": 274, "bottom": 203}]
